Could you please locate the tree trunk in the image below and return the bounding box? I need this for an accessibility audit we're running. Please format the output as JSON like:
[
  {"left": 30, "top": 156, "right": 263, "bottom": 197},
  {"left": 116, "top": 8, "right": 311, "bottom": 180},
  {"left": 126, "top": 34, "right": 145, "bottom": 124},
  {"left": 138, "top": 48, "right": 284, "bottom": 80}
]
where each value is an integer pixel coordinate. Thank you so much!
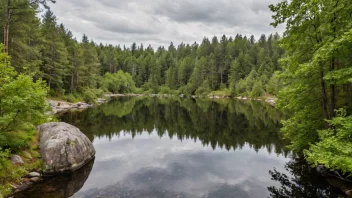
[
  {"left": 220, "top": 72, "right": 223, "bottom": 84},
  {"left": 4, "top": 0, "right": 11, "bottom": 53},
  {"left": 329, "top": 6, "right": 337, "bottom": 118},
  {"left": 330, "top": 57, "right": 336, "bottom": 118},
  {"left": 70, "top": 72, "right": 74, "bottom": 94},
  {"left": 320, "top": 70, "right": 329, "bottom": 120}
]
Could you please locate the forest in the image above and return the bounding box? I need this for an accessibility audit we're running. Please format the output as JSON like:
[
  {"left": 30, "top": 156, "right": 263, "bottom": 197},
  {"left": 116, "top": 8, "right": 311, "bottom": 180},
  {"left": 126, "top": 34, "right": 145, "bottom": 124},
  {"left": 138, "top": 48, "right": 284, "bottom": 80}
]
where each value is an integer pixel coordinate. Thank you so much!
[
  {"left": 0, "top": 0, "right": 352, "bottom": 196},
  {"left": 1, "top": 1, "right": 285, "bottom": 101}
]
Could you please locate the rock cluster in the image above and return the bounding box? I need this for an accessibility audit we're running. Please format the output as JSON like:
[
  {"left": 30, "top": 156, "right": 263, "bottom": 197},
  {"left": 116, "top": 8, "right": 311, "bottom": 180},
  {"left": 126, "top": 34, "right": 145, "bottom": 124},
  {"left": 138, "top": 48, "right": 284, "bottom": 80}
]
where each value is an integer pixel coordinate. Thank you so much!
[
  {"left": 47, "top": 100, "right": 92, "bottom": 114},
  {"left": 47, "top": 98, "right": 107, "bottom": 114}
]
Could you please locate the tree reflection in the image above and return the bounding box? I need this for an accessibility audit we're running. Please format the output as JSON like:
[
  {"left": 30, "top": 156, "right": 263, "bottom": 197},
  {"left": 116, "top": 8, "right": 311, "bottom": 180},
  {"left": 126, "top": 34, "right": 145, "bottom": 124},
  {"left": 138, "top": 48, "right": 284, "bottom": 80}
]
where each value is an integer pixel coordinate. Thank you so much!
[
  {"left": 60, "top": 97, "right": 289, "bottom": 156},
  {"left": 268, "top": 158, "right": 342, "bottom": 198}
]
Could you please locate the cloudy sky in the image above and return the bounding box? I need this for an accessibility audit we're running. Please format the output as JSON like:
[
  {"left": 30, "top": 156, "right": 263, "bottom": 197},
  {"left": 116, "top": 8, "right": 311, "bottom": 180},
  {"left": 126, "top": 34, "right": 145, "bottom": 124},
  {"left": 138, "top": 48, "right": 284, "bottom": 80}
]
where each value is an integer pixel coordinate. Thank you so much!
[{"left": 50, "top": 0, "right": 285, "bottom": 48}]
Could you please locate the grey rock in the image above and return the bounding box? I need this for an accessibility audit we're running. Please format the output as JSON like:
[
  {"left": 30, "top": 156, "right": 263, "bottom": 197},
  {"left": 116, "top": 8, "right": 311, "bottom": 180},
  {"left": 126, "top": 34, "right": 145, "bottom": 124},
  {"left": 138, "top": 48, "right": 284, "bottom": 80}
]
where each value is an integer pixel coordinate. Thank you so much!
[
  {"left": 29, "top": 177, "right": 41, "bottom": 182},
  {"left": 38, "top": 122, "right": 95, "bottom": 175},
  {"left": 316, "top": 165, "right": 328, "bottom": 176},
  {"left": 15, "top": 181, "right": 33, "bottom": 192},
  {"left": 27, "top": 172, "right": 41, "bottom": 178},
  {"left": 11, "top": 155, "right": 24, "bottom": 165},
  {"left": 346, "top": 190, "right": 352, "bottom": 196}
]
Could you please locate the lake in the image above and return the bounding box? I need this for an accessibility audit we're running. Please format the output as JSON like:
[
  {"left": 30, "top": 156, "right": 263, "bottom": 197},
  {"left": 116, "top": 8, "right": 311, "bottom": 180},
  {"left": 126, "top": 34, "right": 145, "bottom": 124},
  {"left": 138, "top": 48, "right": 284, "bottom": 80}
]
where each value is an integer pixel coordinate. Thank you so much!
[{"left": 14, "top": 97, "right": 341, "bottom": 198}]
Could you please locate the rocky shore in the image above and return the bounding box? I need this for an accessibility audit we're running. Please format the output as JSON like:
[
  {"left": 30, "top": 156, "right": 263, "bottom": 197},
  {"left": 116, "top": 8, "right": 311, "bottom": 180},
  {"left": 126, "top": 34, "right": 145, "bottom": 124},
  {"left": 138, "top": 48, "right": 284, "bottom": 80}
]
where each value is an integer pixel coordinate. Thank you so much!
[
  {"left": 236, "top": 96, "right": 276, "bottom": 106},
  {"left": 47, "top": 98, "right": 107, "bottom": 114}
]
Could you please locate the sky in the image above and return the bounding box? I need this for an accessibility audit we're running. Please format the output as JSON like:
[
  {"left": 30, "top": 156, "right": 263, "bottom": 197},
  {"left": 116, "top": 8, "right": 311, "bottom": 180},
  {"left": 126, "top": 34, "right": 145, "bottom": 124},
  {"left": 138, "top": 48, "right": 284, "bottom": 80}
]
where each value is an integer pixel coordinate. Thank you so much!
[{"left": 49, "top": 0, "right": 285, "bottom": 49}]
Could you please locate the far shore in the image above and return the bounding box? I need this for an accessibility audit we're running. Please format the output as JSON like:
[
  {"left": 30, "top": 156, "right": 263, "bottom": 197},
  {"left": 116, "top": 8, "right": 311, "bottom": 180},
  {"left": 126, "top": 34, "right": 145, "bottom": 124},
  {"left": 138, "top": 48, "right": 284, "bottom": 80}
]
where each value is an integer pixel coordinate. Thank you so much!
[{"left": 48, "top": 94, "right": 276, "bottom": 114}]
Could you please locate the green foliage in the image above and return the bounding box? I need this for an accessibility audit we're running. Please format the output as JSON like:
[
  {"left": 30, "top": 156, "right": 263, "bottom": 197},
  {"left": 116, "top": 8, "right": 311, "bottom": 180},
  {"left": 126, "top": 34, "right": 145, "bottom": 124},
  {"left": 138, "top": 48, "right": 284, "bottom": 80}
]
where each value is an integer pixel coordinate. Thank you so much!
[
  {"left": 195, "top": 80, "right": 211, "bottom": 96},
  {"left": 210, "top": 88, "right": 231, "bottom": 97},
  {"left": 250, "top": 82, "right": 264, "bottom": 98},
  {"left": 233, "top": 79, "right": 247, "bottom": 96},
  {"left": 62, "top": 93, "right": 82, "bottom": 103},
  {"left": 40, "top": 10, "right": 69, "bottom": 91},
  {"left": 0, "top": 75, "right": 48, "bottom": 132},
  {"left": 266, "top": 72, "right": 282, "bottom": 95},
  {"left": 159, "top": 86, "right": 178, "bottom": 95},
  {"left": 0, "top": 147, "right": 37, "bottom": 197},
  {"left": 270, "top": 0, "right": 352, "bottom": 174},
  {"left": 0, "top": 132, "right": 28, "bottom": 151},
  {"left": 102, "top": 71, "right": 136, "bottom": 94},
  {"left": 81, "top": 88, "right": 103, "bottom": 104},
  {"left": 305, "top": 109, "right": 352, "bottom": 173},
  {"left": 0, "top": 47, "right": 48, "bottom": 134},
  {"left": 0, "top": 148, "right": 13, "bottom": 196},
  {"left": 0, "top": 145, "right": 43, "bottom": 197},
  {"left": 178, "top": 85, "right": 193, "bottom": 96}
]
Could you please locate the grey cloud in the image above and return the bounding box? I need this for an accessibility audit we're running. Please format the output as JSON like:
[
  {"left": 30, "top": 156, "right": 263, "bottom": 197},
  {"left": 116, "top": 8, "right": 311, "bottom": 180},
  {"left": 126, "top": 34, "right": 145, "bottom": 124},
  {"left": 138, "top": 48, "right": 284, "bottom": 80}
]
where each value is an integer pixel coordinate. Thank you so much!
[
  {"left": 77, "top": 12, "right": 159, "bottom": 34},
  {"left": 153, "top": 0, "right": 242, "bottom": 24},
  {"left": 49, "top": 0, "right": 285, "bottom": 48},
  {"left": 153, "top": 0, "right": 279, "bottom": 25}
]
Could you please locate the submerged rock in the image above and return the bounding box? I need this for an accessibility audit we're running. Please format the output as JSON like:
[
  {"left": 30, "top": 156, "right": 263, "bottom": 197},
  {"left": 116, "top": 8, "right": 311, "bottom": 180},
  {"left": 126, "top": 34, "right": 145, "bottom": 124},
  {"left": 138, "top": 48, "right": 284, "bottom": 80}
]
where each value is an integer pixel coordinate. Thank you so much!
[
  {"left": 11, "top": 155, "right": 24, "bottom": 165},
  {"left": 38, "top": 122, "right": 95, "bottom": 175}
]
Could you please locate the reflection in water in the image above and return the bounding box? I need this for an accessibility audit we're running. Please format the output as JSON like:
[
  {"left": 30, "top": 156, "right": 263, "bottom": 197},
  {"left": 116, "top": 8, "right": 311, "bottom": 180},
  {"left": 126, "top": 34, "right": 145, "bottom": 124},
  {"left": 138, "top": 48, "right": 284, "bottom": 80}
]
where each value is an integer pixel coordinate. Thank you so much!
[
  {"left": 61, "top": 97, "right": 289, "bottom": 155},
  {"left": 12, "top": 158, "right": 94, "bottom": 198},
  {"left": 22, "top": 97, "right": 340, "bottom": 198},
  {"left": 268, "top": 158, "right": 342, "bottom": 198},
  {"left": 70, "top": 134, "right": 288, "bottom": 198}
]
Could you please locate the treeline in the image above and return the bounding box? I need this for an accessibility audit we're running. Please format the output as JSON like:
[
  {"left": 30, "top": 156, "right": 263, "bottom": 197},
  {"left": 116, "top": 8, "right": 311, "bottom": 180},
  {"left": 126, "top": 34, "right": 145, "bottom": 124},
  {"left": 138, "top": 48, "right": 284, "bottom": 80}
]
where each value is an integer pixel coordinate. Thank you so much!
[
  {"left": 1, "top": 1, "right": 284, "bottom": 99},
  {"left": 98, "top": 32, "right": 284, "bottom": 97}
]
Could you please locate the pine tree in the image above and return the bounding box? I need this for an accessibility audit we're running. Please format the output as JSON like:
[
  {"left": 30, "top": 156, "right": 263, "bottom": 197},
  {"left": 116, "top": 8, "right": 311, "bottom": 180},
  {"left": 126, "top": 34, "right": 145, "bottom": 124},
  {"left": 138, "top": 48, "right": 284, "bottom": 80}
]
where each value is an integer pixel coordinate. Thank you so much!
[
  {"left": 40, "top": 10, "right": 68, "bottom": 92},
  {"left": 81, "top": 35, "right": 100, "bottom": 89}
]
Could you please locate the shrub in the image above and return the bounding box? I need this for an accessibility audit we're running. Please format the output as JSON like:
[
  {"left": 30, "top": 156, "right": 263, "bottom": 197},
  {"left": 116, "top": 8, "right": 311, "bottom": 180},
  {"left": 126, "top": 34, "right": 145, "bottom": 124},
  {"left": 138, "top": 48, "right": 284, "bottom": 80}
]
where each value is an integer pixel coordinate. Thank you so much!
[
  {"left": 305, "top": 109, "right": 352, "bottom": 173},
  {"left": 195, "top": 87, "right": 210, "bottom": 97},
  {"left": 102, "top": 71, "right": 136, "bottom": 94},
  {"left": 250, "top": 82, "right": 265, "bottom": 98},
  {"left": 233, "top": 79, "right": 247, "bottom": 96},
  {"left": 134, "top": 87, "right": 144, "bottom": 94},
  {"left": 0, "top": 52, "right": 48, "bottom": 133},
  {"left": 178, "top": 85, "right": 193, "bottom": 96},
  {"left": 143, "top": 89, "right": 155, "bottom": 95},
  {"left": 159, "top": 86, "right": 178, "bottom": 95},
  {"left": 209, "top": 89, "right": 231, "bottom": 97},
  {"left": 63, "top": 94, "right": 79, "bottom": 103}
]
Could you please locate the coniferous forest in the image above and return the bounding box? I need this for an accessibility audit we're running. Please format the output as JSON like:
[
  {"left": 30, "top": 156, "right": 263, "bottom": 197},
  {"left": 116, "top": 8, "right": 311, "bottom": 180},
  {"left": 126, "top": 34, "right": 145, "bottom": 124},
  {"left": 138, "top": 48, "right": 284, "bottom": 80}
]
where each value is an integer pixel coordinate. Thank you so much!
[
  {"left": 1, "top": 1, "right": 285, "bottom": 99},
  {"left": 1, "top": 0, "right": 352, "bottom": 196}
]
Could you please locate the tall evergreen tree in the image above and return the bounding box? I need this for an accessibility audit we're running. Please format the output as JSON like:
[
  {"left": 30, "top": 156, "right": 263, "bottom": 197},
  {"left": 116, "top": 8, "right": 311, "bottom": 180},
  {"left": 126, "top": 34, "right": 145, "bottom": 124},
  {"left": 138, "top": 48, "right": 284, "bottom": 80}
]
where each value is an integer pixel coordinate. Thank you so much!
[{"left": 40, "top": 10, "right": 68, "bottom": 91}]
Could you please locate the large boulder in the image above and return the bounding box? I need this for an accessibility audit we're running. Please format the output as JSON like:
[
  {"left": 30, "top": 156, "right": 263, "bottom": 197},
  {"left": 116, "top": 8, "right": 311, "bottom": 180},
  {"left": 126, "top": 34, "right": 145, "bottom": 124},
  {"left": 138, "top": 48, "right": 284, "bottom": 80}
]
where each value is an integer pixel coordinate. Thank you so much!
[{"left": 38, "top": 122, "right": 95, "bottom": 175}]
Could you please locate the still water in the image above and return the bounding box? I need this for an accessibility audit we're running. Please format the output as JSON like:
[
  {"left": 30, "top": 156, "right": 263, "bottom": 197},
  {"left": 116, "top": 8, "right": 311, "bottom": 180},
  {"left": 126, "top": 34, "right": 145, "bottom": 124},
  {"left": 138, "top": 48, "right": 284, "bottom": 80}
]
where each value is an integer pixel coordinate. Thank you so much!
[{"left": 14, "top": 97, "right": 341, "bottom": 198}]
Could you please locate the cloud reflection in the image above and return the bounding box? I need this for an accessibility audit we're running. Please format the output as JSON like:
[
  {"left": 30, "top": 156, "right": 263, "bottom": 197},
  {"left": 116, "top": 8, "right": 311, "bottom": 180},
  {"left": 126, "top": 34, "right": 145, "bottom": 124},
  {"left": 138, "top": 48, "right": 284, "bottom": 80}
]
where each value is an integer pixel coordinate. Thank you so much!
[{"left": 72, "top": 131, "right": 289, "bottom": 198}]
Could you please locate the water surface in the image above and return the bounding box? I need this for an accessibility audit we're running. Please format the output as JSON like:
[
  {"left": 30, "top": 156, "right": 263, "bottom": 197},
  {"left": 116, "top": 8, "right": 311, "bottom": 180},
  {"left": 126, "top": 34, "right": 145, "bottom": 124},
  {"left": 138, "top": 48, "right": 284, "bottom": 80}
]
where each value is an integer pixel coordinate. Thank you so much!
[{"left": 14, "top": 97, "right": 342, "bottom": 198}]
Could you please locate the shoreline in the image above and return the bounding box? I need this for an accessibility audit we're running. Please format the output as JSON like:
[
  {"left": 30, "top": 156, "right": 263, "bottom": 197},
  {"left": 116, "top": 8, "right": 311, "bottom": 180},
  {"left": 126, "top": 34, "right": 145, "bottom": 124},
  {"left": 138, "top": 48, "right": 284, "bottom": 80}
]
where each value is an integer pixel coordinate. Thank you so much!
[{"left": 47, "top": 94, "right": 276, "bottom": 114}]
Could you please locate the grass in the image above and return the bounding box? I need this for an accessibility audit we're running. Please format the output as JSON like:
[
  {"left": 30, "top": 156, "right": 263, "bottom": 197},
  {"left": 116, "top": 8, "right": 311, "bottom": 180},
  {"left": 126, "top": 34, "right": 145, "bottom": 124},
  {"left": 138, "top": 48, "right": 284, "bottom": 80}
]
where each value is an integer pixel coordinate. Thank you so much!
[{"left": 0, "top": 127, "right": 43, "bottom": 197}]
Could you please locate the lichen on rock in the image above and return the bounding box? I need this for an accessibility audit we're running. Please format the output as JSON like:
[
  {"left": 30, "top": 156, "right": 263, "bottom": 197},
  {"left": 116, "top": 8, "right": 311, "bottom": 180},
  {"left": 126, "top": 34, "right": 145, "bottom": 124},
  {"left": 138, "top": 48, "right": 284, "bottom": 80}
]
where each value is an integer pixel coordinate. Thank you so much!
[{"left": 38, "top": 122, "right": 95, "bottom": 175}]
